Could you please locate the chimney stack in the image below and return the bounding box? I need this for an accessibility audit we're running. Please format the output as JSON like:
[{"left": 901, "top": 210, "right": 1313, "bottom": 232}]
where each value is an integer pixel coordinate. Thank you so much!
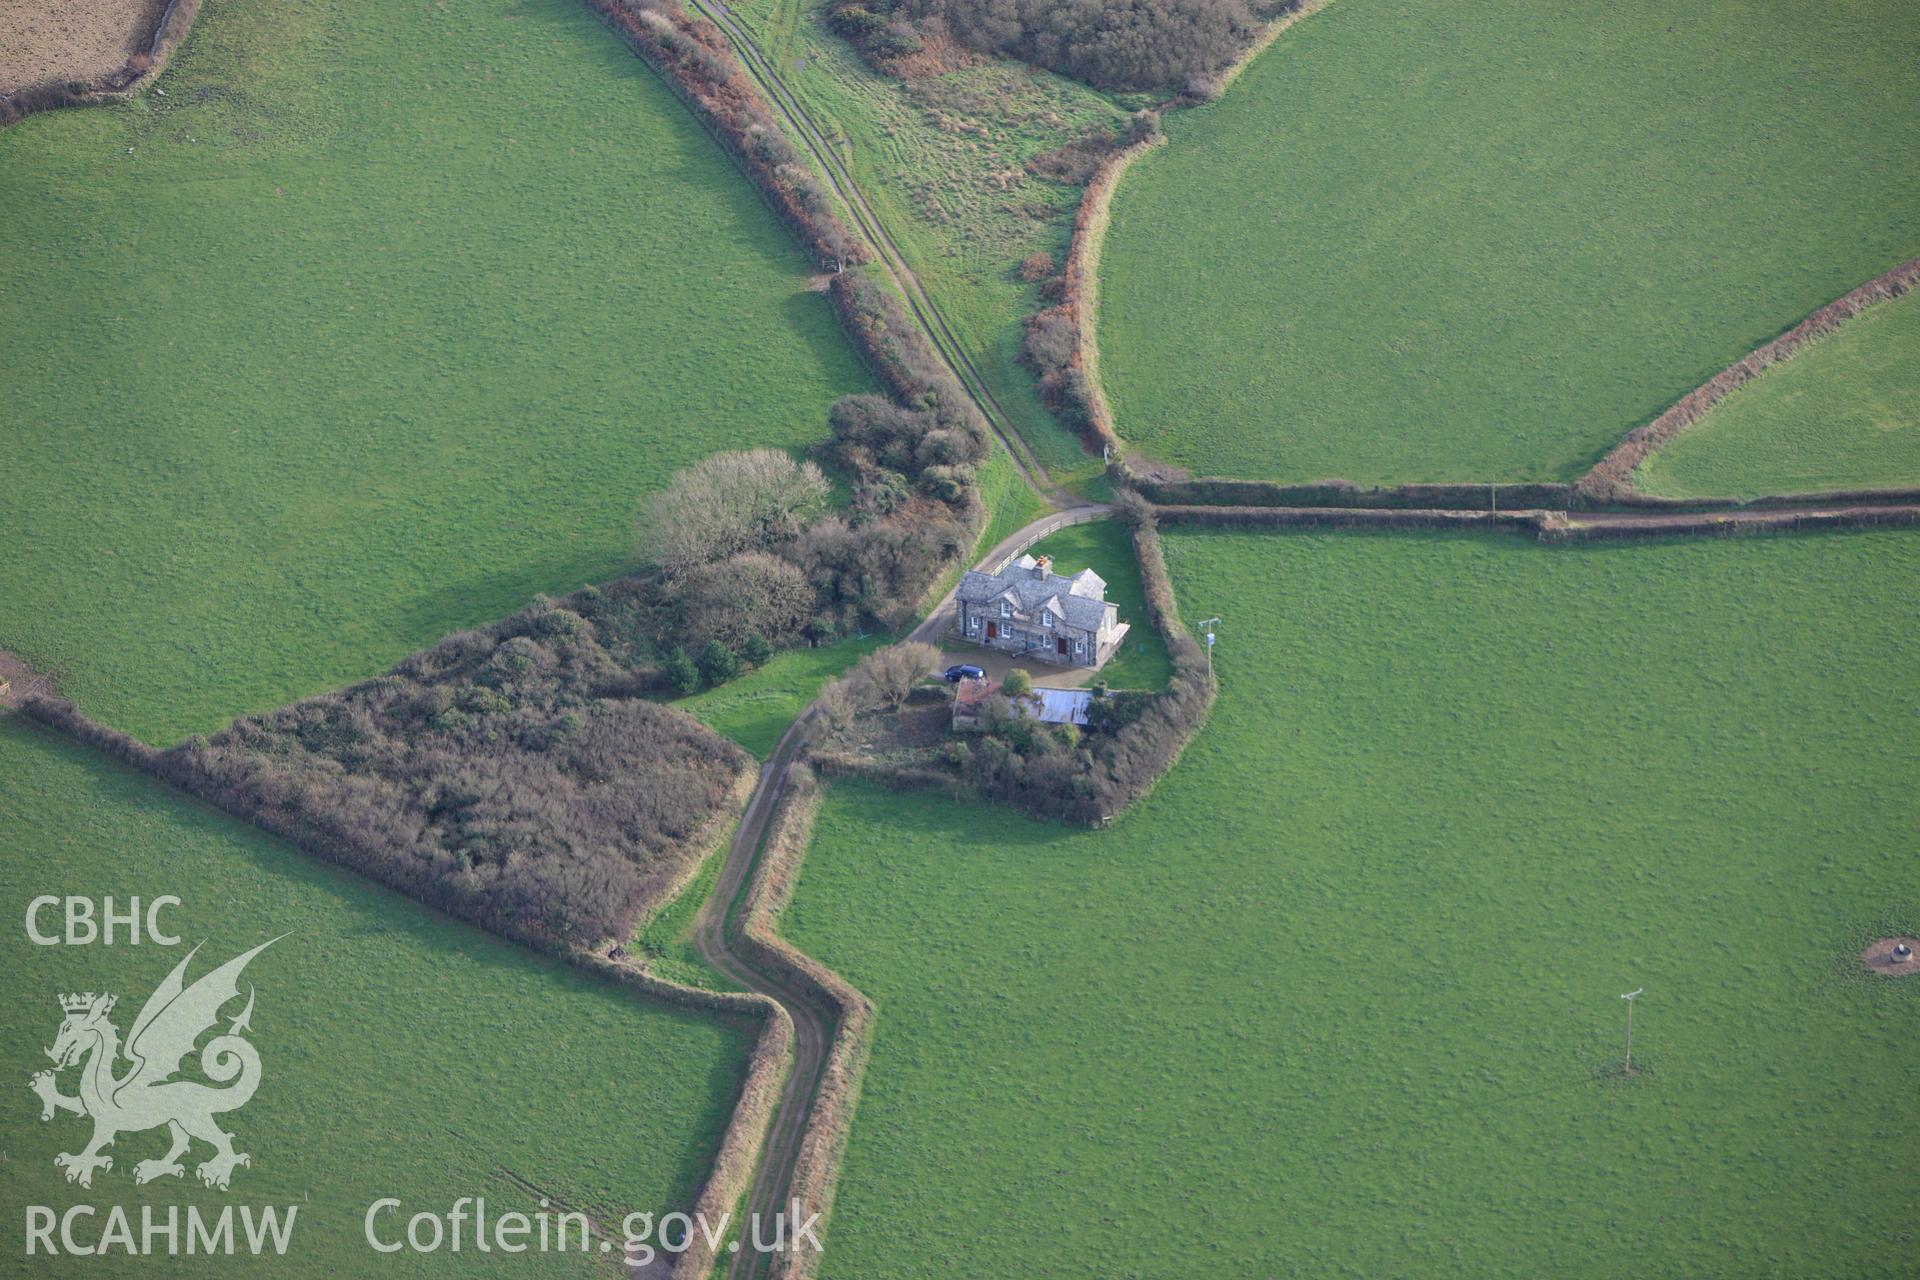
[{"left": 1034, "top": 555, "right": 1052, "bottom": 579}]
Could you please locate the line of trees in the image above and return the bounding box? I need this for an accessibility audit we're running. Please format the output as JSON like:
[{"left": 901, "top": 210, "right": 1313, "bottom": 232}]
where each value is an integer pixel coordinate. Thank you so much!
[{"left": 830, "top": 0, "right": 1279, "bottom": 92}]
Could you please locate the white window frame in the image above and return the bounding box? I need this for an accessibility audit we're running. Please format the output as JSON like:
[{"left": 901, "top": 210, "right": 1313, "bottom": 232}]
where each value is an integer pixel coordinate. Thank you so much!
[
  {"left": 1001, "top": 601, "right": 1012, "bottom": 619},
  {"left": 1042, "top": 612, "right": 1055, "bottom": 629}
]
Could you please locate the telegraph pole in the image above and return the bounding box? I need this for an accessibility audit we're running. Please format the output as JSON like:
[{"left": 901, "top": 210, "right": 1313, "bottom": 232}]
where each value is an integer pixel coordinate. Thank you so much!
[
  {"left": 1196, "top": 617, "right": 1221, "bottom": 673},
  {"left": 1619, "top": 988, "right": 1643, "bottom": 1074}
]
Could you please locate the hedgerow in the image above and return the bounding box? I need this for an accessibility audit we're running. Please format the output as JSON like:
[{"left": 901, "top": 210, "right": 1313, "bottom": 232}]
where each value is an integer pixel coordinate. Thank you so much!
[
  {"left": 587, "top": 0, "right": 864, "bottom": 268},
  {"left": 835, "top": 0, "right": 1279, "bottom": 92},
  {"left": 1578, "top": 255, "right": 1920, "bottom": 502},
  {"left": 0, "top": 0, "right": 203, "bottom": 128},
  {"left": 31, "top": 597, "right": 753, "bottom": 948}
]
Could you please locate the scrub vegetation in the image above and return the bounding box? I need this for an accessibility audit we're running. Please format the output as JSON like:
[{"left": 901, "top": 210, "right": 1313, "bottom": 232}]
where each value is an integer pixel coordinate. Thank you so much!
[
  {"left": 728, "top": 0, "right": 1127, "bottom": 485},
  {"left": 0, "top": 717, "right": 750, "bottom": 1278},
  {"left": 837, "top": 0, "right": 1272, "bottom": 93},
  {"left": 26, "top": 594, "right": 754, "bottom": 948}
]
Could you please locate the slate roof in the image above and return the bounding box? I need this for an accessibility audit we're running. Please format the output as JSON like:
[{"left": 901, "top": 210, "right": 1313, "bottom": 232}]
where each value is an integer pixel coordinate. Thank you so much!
[{"left": 956, "top": 555, "right": 1114, "bottom": 632}]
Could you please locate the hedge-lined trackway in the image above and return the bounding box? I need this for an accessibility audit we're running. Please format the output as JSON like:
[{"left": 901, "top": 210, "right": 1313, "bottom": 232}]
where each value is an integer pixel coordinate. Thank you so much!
[
  {"left": 687, "top": 0, "right": 1074, "bottom": 507},
  {"left": 688, "top": 712, "right": 832, "bottom": 1280},
  {"left": 679, "top": 502, "right": 1103, "bottom": 1280},
  {"left": 620, "top": 4, "right": 1920, "bottom": 1272}
]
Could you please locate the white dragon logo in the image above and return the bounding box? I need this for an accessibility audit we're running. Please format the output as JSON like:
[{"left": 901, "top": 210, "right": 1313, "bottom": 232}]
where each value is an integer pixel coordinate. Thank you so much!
[{"left": 29, "top": 939, "right": 279, "bottom": 1191}]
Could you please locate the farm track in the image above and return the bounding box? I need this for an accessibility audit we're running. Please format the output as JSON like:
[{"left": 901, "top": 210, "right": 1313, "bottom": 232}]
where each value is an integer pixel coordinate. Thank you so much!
[
  {"left": 635, "top": 9, "right": 1102, "bottom": 1273},
  {"left": 689, "top": 0, "right": 1075, "bottom": 508},
  {"left": 643, "top": 11, "right": 1920, "bottom": 1277},
  {"left": 678, "top": 502, "right": 1103, "bottom": 1280},
  {"left": 686, "top": 713, "right": 829, "bottom": 1280}
]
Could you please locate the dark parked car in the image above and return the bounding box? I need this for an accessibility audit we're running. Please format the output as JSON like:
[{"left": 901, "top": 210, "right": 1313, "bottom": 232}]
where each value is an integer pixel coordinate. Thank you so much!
[{"left": 944, "top": 664, "right": 985, "bottom": 683}]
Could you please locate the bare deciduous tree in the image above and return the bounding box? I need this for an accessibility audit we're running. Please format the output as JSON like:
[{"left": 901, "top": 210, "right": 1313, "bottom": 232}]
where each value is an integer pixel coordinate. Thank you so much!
[
  {"left": 838, "top": 641, "right": 942, "bottom": 713},
  {"left": 674, "top": 551, "right": 816, "bottom": 649},
  {"left": 901, "top": 0, "right": 1264, "bottom": 91},
  {"left": 639, "top": 449, "right": 830, "bottom": 574}
]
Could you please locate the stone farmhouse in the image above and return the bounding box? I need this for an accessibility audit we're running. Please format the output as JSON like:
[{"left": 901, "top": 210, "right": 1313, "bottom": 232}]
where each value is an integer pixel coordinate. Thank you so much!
[{"left": 953, "top": 554, "right": 1128, "bottom": 670}]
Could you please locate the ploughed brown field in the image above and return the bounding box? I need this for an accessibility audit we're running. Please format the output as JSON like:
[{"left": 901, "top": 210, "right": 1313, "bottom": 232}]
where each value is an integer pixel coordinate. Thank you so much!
[{"left": 0, "top": 0, "right": 163, "bottom": 90}]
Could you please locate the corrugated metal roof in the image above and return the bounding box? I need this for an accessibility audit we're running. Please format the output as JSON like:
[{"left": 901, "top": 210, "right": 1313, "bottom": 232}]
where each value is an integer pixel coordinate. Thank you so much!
[{"left": 1021, "top": 688, "right": 1092, "bottom": 726}]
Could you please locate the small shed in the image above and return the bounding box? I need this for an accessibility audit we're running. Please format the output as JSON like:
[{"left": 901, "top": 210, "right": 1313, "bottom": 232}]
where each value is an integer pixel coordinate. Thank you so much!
[
  {"left": 952, "top": 680, "right": 1094, "bottom": 733},
  {"left": 1022, "top": 687, "right": 1092, "bottom": 727},
  {"left": 950, "top": 677, "right": 997, "bottom": 731}
]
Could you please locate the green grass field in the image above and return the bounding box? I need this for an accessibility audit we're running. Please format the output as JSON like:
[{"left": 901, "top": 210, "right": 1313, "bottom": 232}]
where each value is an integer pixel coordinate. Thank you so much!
[
  {"left": 1636, "top": 287, "right": 1920, "bottom": 498},
  {"left": 634, "top": 823, "right": 740, "bottom": 993},
  {"left": 1024, "top": 519, "right": 1170, "bottom": 689},
  {"left": 726, "top": 0, "right": 1120, "bottom": 488},
  {"left": 0, "top": 716, "right": 750, "bottom": 1276},
  {"left": 779, "top": 528, "right": 1919, "bottom": 1277},
  {"left": 0, "top": 0, "right": 873, "bottom": 744},
  {"left": 1098, "top": 0, "right": 1920, "bottom": 486},
  {"left": 677, "top": 634, "right": 888, "bottom": 758}
]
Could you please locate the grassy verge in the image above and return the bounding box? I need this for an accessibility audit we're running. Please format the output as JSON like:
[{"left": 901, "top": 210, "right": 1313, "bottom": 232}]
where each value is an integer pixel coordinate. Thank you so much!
[
  {"left": 973, "top": 448, "right": 1051, "bottom": 554},
  {"left": 677, "top": 635, "right": 889, "bottom": 759},
  {"left": 725, "top": 0, "right": 1119, "bottom": 488},
  {"left": 0, "top": 716, "right": 750, "bottom": 1276},
  {"left": 0, "top": 0, "right": 873, "bottom": 743},
  {"left": 778, "top": 527, "right": 1919, "bottom": 1277},
  {"left": 635, "top": 824, "right": 742, "bottom": 992},
  {"left": 1099, "top": 0, "right": 1920, "bottom": 485},
  {"left": 1636, "top": 286, "right": 1920, "bottom": 498}
]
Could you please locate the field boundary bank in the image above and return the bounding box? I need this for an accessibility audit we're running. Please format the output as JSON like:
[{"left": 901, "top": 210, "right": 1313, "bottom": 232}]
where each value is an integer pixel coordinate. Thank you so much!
[
  {"left": 1113, "top": 466, "right": 1920, "bottom": 515},
  {"left": 0, "top": 0, "right": 200, "bottom": 128},
  {"left": 683, "top": 0, "right": 1061, "bottom": 504},
  {"left": 1149, "top": 500, "right": 1920, "bottom": 541},
  {"left": 576, "top": 952, "right": 792, "bottom": 1278},
  {"left": 728, "top": 784, "right": 872, "bottom": 1280},
  {"left": 1042, "top": 0, "right": 1329, "bottom": 457},
  {"left": 1115, "top": 500, "right": 1218, "bottom": 808},
  {"left": 1578, "top": 254, "right": 1920, "bottom": 501},
  {"left": 6, "top": 698, "right": 794, "bottom": 1274},
  {"left": 582, "top": 0, "right": 863, "bottom": 269},
  {"left": 683, "top": 707, "right": 857, "bottom": 1280}
]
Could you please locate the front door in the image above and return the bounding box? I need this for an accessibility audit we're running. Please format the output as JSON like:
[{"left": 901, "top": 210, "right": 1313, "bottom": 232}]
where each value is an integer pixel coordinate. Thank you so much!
[
  {"left": 987, "top": 621, "right": 998, "bottom": 641},
  {"left": 1056, "top": 636, "right": 1068, "bottom": 657}
]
